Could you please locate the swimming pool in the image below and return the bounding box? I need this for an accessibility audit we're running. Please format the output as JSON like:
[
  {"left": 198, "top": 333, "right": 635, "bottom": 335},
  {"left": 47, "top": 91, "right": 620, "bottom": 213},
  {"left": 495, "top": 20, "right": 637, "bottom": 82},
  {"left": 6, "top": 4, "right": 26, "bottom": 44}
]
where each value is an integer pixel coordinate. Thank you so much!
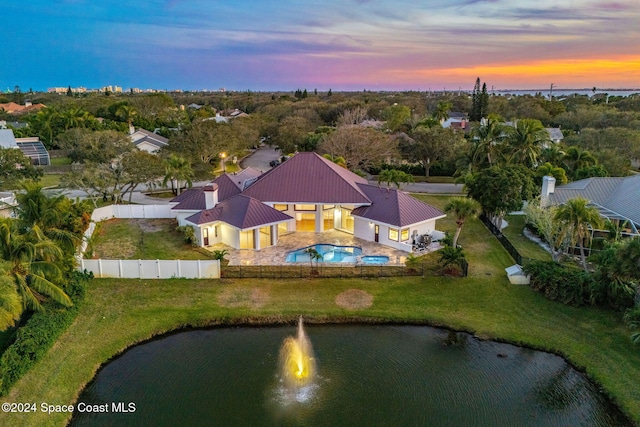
[
  {"left": 285, "top": 244, "right": 362, "bottom": 263},
  {"left": 361, "top": 255, "right": 390, "bottom": 264}
]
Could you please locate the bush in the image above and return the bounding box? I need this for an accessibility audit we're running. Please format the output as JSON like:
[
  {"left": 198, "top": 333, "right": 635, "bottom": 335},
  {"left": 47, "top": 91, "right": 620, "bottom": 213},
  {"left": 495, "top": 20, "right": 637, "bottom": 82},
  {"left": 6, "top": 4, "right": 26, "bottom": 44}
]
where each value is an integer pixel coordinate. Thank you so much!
[
  {"left": 0, "top": 271, "right": 90, "bottom": 395},
  {"left": 524, "top": 261, "right": 592, "bottom": 306},
  {"left": 176, "top": 225, "right": 197, "bottom": 247}
]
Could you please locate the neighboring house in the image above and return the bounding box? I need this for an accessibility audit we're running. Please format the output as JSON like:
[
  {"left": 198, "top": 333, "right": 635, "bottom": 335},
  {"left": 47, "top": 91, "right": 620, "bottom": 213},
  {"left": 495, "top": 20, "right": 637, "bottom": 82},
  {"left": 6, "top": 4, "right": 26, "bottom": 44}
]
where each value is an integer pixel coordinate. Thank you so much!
[
  {"left": 0, "top": 129, "right": 50, "bottom": 165},
  {"left": 441, "top": 112, "right": 469, "bottom": 131},
  {"left": 541, "top": 175, "right": 640, "bottom": 238},
  {"left": 171, "top": 152, "right": 445, "bottom": 251},
  {"left": 0, "top": 192, "right": 16, "bottom": 218},
  {"left": 202, "top": 109, "right": 249, "bottom": 124},
  {"left": 545, "top": 128, "right": 564, "bottom": 144},
  {"left": 129, "top": 128, "right": 169, "bottom": 153},
  {"left": 0, "top": 101, "right": 45, "bottom": 115}
]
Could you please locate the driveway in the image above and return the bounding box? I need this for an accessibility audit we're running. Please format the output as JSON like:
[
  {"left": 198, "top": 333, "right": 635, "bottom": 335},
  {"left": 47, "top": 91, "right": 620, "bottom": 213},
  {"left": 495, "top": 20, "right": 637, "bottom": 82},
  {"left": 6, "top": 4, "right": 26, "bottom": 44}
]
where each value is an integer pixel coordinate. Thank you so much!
[{"left": 240, "top": 146, "right": 282, "bottom": 172}]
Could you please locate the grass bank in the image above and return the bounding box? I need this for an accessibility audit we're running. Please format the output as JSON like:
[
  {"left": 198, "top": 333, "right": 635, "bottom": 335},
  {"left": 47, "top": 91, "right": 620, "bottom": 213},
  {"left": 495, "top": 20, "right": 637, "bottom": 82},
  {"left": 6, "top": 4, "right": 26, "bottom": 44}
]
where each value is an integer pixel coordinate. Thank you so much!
[{"left": 2, "top": 276, "right": 639, "bottom": 427}]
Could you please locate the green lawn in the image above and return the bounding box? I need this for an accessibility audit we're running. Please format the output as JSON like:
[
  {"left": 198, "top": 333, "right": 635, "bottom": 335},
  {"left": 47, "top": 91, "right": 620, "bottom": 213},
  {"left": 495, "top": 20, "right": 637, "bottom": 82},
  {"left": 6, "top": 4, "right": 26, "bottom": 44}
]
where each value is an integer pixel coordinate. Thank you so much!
[
  {"left": 89, "top": 219, "right": 214, "bottom": 260},
  {"left": 502, "top": 214, "right": 552, "bottom": 262},
  {"left": 2, "top": 194, "right": 640, "bottom": 426},
  {"left": 38, "top": 174, "right": 62, "bottom": 188},
  {"left": 49, "top": 157, "right": 73, "bottom": 166}
]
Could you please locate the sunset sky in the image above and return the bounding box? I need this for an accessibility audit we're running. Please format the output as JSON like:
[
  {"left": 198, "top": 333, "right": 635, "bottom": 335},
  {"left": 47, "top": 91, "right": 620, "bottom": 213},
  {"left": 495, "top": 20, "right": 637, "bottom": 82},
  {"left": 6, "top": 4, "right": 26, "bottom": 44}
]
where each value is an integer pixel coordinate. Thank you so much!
[{"left": 3, "top": 0, "right": 639, "bottom": 91}]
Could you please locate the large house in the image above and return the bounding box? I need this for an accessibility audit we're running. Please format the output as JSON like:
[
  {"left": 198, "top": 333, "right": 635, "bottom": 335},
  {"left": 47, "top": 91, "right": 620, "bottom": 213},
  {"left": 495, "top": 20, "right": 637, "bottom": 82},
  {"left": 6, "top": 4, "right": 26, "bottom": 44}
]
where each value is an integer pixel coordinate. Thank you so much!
[
  {"left": 541, "top": 175, "right": 640, "bottom": 238},
  {"left": 171, "top": 152, "right": 445, "bottom": 251}
]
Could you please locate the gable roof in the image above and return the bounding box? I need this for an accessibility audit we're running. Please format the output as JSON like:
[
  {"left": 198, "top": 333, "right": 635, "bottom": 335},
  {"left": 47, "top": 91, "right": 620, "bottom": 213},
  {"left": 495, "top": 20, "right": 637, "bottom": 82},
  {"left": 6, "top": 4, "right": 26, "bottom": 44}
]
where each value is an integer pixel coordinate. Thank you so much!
[
  {"left": 242, "top": 152, "right": 371, "bottom": 204},
  {"left": 546, "top": 128, "right": 564, "bottom": 141},
  {"left": 351, "top": 184, "right": 445, "bottom": 227},
  {"left": 549, "top": 175, "right": 640, "bottom": 229},
  {"left": 130, "top": 129, "right": 168, "bottom": 149},
  {"left": 212, "top": 168, "right": 262, "bottom": 202},
  {"left": 185, "top": 194, "right": 291, "bottom": 229}
]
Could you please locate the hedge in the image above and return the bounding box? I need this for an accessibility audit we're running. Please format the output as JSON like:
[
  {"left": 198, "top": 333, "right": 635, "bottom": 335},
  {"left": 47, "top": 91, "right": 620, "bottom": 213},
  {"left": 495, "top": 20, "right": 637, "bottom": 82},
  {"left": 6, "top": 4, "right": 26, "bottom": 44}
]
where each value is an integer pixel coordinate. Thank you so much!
[{"left": 0, "top": 271, "right": 90, "bottom": 395}]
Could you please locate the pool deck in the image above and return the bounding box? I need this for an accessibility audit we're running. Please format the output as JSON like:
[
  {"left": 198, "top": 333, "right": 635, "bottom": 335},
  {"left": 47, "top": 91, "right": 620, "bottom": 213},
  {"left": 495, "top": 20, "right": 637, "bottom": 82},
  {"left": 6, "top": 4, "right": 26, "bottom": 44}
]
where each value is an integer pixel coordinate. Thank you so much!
[{"left": 206, "top": 230, "right": 441, "bottom": 266}]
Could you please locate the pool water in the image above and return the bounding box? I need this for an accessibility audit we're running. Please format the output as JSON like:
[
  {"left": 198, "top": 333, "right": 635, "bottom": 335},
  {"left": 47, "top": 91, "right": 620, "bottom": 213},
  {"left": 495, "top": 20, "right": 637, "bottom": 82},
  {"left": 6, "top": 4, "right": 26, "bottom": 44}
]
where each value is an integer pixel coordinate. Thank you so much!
[
  {"left": 285, "top": 244, "right": 362, "bottom": 263},
  {"left": 361, "top": 255, "right": 390, "bottom": 264}
]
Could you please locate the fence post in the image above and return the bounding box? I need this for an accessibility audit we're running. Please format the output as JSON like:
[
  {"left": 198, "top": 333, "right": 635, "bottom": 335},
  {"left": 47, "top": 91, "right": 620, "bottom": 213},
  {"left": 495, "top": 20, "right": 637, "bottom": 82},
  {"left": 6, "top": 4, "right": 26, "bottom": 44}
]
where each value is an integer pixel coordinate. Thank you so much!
[
  {"left": 98, "top": 259, "right": 103, "bottom": 278},
  {"left": 156, "top": 260, "right": 160, "bottom": 278},
  {"left": 119, "top": 259, "right": 123, "bottom": 278}
]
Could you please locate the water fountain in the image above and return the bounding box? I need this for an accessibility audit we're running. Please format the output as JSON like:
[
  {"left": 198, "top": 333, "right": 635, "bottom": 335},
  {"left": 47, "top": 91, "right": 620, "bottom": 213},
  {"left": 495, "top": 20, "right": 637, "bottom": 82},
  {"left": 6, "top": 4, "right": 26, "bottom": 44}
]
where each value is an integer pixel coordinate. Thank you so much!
[{"left": 279, "top": 317, "right": 316, "bottom": 392}]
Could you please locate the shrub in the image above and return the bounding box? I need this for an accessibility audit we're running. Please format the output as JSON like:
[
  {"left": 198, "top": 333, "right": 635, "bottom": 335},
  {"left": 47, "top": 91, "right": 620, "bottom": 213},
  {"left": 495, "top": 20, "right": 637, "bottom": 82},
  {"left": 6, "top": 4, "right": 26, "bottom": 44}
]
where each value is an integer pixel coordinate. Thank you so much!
[
  {"left": 524, "top": 261, "right": 592, "bottom": 306},
  {"left": 0, "top": 271, "right": 90, "bottom": 395},
  {"left": 176, "top": 225, "right": 197, "bottom": 247}
]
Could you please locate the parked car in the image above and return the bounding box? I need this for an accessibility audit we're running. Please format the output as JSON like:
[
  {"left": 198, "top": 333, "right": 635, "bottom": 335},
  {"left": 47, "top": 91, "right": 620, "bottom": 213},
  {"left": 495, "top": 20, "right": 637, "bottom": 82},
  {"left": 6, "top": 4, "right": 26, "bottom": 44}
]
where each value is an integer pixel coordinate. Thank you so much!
[{"left": 269, "top": 160, "right": 280, "bottom": 167}]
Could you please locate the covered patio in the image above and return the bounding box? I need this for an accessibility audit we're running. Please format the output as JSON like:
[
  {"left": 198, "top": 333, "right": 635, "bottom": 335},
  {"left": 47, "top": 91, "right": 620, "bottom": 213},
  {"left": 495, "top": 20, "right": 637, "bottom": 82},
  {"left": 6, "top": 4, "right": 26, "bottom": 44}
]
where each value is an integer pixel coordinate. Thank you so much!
[{"left": 206, "top": 230, "right": 441, "bottom": 266}]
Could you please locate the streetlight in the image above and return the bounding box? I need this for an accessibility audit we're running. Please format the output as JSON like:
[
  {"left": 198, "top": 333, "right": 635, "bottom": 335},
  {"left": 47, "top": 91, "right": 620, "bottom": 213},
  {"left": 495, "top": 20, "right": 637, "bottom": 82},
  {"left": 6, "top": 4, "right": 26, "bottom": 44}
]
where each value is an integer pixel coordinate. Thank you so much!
[{"left": 220, "top": 152, "right": 227, "bottom": 173}]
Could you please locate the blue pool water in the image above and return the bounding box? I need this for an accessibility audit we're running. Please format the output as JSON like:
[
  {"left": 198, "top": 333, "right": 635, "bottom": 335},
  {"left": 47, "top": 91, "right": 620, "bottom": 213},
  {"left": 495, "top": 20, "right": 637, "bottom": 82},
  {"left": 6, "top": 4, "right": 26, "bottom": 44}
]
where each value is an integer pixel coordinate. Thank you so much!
[
  {"left": 361, "top": 255, "right": 390, "bottom": 264},
  {"left": 285, "top": 244, "right": 362, "bottom": 263}
]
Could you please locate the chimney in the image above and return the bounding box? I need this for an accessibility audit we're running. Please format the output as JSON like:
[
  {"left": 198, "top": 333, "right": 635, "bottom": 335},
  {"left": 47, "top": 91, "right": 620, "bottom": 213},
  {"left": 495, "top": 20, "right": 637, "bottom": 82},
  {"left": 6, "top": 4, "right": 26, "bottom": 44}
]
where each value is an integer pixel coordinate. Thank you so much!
[
  {"left": 541, "top": 176, "right": 556, "bottom": 207},
  {"left": 203, "top": 183, "right": 218, "bottom": 210}
]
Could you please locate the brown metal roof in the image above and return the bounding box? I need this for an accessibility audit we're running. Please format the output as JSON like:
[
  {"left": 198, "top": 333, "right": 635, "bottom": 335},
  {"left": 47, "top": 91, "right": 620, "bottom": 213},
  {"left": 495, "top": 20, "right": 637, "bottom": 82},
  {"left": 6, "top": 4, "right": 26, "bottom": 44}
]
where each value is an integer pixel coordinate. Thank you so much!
[
  {"left": 241, "top": 152, "right": 371, "bottom": 204},
  {"left": 171, "top": 189, "right": 206, "bottom": 211},
  {"left": 351, "top": 184, "right": 445, "bottom": 227},
  {"left": 185, "top": 195, "right": 292, "bottom": 229}
]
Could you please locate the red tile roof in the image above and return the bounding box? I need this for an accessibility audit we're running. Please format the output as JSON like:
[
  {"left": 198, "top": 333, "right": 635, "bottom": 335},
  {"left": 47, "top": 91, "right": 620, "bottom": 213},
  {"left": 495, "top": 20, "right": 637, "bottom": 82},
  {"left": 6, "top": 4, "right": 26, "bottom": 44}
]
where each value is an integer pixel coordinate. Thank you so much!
[
  {"left": 242, "top": 152, "right": 370, "bottom": 204},
  {"left": 351, "top": 184, "right": 445, "bottom": 227},
  {"left": 185, "top": 195, "right": 291, "bottom": 229}
]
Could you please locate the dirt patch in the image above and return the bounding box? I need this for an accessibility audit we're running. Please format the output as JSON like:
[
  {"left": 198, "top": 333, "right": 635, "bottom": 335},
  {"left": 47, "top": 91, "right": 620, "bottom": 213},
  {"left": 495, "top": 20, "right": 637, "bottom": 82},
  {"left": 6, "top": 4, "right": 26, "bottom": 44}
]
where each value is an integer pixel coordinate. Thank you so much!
[
  {"left": 133, "top": 219, "right": 174, "bottom": 233},
  {"left": 93, "top": 239, "right": 137, "bottom": 259},
  {"left": 335, "top": 289, "right": 373, "bottom": 310},
  {"left": 217, "top": 287, "right": 270, "bottom": 309}
]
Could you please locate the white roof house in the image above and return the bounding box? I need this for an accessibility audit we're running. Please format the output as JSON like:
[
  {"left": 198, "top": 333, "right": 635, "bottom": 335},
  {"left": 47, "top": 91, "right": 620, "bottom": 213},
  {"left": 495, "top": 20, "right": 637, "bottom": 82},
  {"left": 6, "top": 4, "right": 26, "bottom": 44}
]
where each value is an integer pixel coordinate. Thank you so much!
[{"left": 129, "top": 128, "right": 169, "bottom": 153}]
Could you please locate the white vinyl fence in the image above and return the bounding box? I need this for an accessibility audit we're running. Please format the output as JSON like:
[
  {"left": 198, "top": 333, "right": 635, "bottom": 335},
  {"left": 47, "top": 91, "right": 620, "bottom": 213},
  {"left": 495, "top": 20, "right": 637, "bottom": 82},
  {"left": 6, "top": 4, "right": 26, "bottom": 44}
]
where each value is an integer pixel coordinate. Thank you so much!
[
  {"left": 79, "top": 259, "right": 220, "bottom": 279},
  {"left": 91, "top": 204, "right": 174, "bottom": 222},
  {"left": 78, "top": 204, "right": 220, "bottom": 279}
]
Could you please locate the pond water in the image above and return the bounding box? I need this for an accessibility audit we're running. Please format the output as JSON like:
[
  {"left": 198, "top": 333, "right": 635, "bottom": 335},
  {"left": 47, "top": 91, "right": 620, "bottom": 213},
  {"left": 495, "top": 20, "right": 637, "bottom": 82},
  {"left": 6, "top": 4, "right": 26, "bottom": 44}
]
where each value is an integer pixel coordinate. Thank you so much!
[{"left": 70, "top": 325, "right": 631, "bottom": 427}]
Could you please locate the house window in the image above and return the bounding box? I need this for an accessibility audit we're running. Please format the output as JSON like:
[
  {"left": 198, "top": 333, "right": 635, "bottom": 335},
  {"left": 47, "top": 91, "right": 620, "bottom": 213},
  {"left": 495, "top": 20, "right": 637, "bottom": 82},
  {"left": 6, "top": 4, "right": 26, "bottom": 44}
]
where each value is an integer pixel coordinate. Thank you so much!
[
  {"left": 323, "top": 205, "right": 335, "bottom": 210},
  {"left": 401, "top": 228, "right": 409, "bottom": 241},
  {"left": 278, "top": 222, "right": 289, "bottom": 235},
  {"left": 295, "top": 204, "right": 316, "bottom": 211},
  {"left": 274, "top": 204, "right": 288, "bottom": 211},
  {"left": 389, "top": 228, "right": 399, "bottom": 241},
  {"left": 340, "top": 208, "right": 354, "bottom": 233}
]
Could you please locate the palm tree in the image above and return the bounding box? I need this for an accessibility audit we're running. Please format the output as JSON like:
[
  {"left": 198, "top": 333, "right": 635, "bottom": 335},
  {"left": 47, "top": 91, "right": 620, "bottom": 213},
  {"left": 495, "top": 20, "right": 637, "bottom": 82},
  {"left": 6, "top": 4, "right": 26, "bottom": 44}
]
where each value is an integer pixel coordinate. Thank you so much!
[
  {"left": 536, "top": 163, "right": 568, "bottom": 184},
  {"left": 0, "top": 218, "right": 72, "bottom": 313},
  {"left": 554, "top": 197, "right": 602, "bottom": 270},
  {"left": 60, "top": 107, "right": 91, "bottom": 130},
  {"left": 444, "top": 197, "right": 481, "bottom": 248},
  {"left": 432, "top": 101, "right": 452, "bottom": 122},
  {"left": 438, "top": 246, "right": 467, "bottom": 275},
  {"left": 116, "top": 104, "right": 138, "bottom": 127},
  {"left": 303, "top": 247, "right": 323, "bottom": 271},
  {"left": 13, "top": 182, "right": 80, "bottom": 256},
  {"left": 562, "top": 146, "right": 597, "bottom": 178},
  {"left": 0, "top": 273, "right": 22, "bottom": 330},
  {"left": 470, "top": 115, "right": 504, "bottom": 168},
  {"left": 504, "top": 119, "right": 549, "bottom": 167},
  {"left": 163, "top": 154, "right": 194, "bottom": 195},
  {"left": 377, "top": 169, "right": 415, "bottom": 189}
]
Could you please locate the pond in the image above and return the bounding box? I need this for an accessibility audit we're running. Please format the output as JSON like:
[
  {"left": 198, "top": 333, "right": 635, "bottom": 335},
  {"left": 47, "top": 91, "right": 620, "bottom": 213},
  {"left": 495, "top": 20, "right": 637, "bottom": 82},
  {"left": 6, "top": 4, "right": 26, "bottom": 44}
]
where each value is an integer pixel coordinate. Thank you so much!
[{"left": 70, "top": 325, "right": 631, "bottom": 427}]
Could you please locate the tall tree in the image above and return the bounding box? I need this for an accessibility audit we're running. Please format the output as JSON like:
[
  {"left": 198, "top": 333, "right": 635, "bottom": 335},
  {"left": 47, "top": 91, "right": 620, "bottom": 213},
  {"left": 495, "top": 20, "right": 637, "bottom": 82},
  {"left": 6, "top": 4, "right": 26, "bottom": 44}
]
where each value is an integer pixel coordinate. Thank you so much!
[
  {"left": 444, "top": 197, "right": 481, "bottom": 247},
  {"left": 465, "top": 165, "right": 536, "bottom": 229},
  {"left": 377, "top": 169, "right": 415, "bottom": 190},
  {"left": 0, "top": 148, "right": 43, "bottom": 189},
  {"left": 469, "top": 114, "right": 505, "bottom": 168},
  {"left": 554, "top": 197, "right": 602, "bottom": 271},
  {"left": 163, "top": 154, "right": 194, "bottom": 195},
  {"left": 319, "top": 126, "right": 396, "bottom": 171},
  {"left": 399, "top": 126, "right": 465, "bottom": 177},
  {"left": 432, "top": 101, "right": 452, "bottom": 122},
  {"left": 503, "top": 119, "right": 550, "bottom": 167},
  {"left": 470, "top": 78, "right": 482, "bottom": 121}
]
